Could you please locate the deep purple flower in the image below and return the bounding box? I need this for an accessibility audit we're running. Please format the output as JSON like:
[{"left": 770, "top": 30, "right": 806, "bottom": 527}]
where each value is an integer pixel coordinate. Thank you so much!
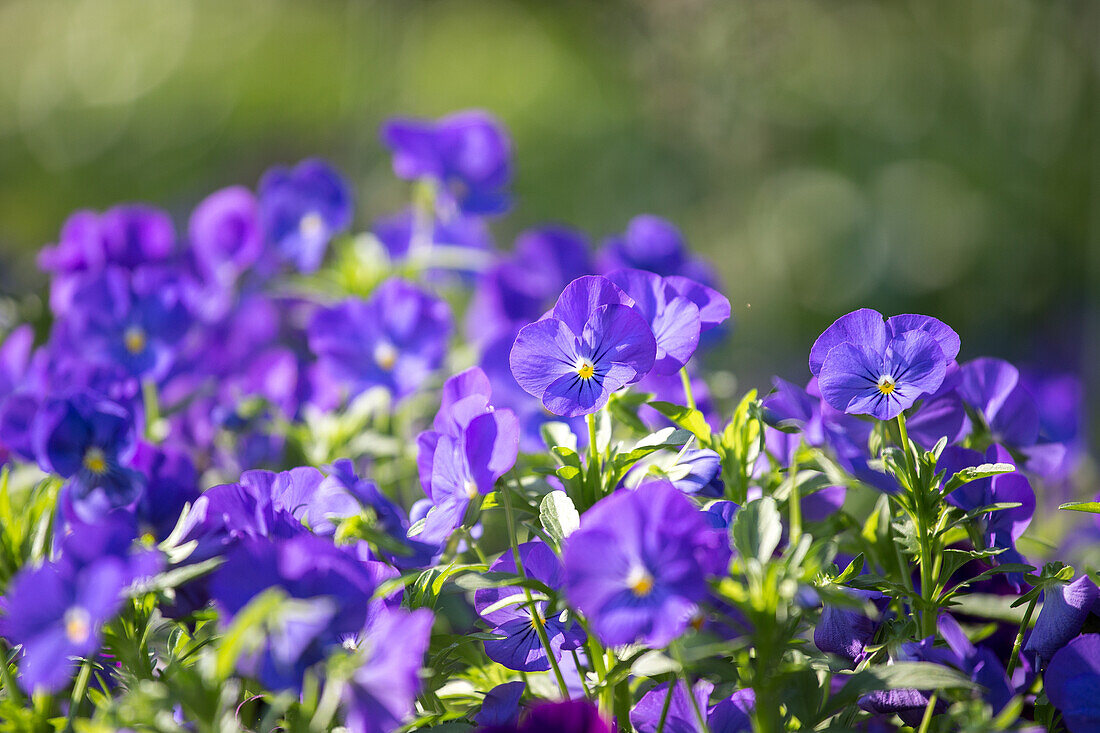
[
  {"left": 0, "top": 325, "right": 35, "bottom": 463},
  {"left": 1045, "top": 634, "right": 1100, "bottom": 732},
  {"left": 935, "top": 614, "right": 1014, "bottom": 714},
  {"left": 61, "top": 267, "right": 191, "bottom": 383},
  {"left": 563, "top": 479, "right": 728, "bottom": 647},
  {"left": 342, "top": 606, "right": 434, "bottom": 733},
  {"left": 209, "top": 534, "right": 376, "bottom": 690},
  {"left": 475, "top": 681, "right": 525, "bottom": 727},
  {"left": 667, "top": 449, "right": 724, "bottom": 498},
  {"left": 309, "top": 278, "right": 452, "bottom": 402},
  {"left": 631, "top": 680, "right": 754, "bottom": 733},
  {"left": 812, "top": 309, "right": 955, "bottom": 420},
  {"left": 606, "top": 269, "right": 703, "bottom": 374},
  {"left": 814, "top": 589, "right": 886, "bottom": 664},
  {"left": 381, "top": 110, "right": 512, "bottom": 215},
  {"left": 598, "top": 215, "right": 716, "bottom": 285},
  {"left": 0, "top": 558, "right": 128, "bottom": 693},
  {"left": 32, "top": 392, "right": 143, "bottom": 521},
  {"left": 131, "top": 441, "right": 200, "bottom": 540},
  {"left": 259, "top": 158, "right": 352, "bottom": 272},
  {"left": 479, "top": 699, "right": 611, "bottom": 733},
  {"left": 1024, "top": 575, "right": 1099, "bottom": 663},
  {"left": 188, "top": 185, "right": 265, "bottom": 284},
  {"left": 509, "top": 276, "right": 656, "bottom": 418},
  {"left": 474, "top": 541, "right": 585, "bottom": 672},
  {"left": 957, "top": 357, "right": 1040, "bottom": 447}
]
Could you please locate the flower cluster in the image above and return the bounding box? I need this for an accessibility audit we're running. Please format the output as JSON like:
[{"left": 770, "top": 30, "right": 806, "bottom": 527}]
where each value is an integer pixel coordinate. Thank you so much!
[{"left": 0, "top": 109, "right": 1094, "bottom": 733}]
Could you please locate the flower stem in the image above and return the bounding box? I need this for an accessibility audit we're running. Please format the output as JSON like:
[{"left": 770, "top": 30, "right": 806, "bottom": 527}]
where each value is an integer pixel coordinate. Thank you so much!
[
  {"left": 679, "top": 367, "right": 696, "bottom": 410},
  {"left": 894, "top": 414, "right": 936, "bottom": 638},
  {"left": 501, "top": 485, "right": 571, "bottom": 699},
  {"left": 788, "top": 447, "right": 802, "bottom": 546},
  {"left": 1007, "top": 593, "right": 1039, "bottom": 676}
]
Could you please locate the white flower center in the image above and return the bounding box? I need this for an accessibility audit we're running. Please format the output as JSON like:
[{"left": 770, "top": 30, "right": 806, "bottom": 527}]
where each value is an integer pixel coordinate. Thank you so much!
[
  {"left": 876, "top": 375, "right": 897, "bottom": 395},
  {"left": 64, "top": 606, "right": 92, "bottom": 644}
]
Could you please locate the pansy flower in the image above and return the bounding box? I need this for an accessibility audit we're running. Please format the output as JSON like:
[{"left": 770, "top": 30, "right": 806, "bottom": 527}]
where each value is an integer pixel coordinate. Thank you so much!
[
  {"left": 381, "top": 110, "right": 512, "bottom": 215},
  {"left": 813, "top": 588, "right": 887, "bottom": 665},
  {"left": 1045, "top": 634, "right": 1100, "bottom": 732},
  {"left": 631, "top": 680, "right": 754, "bottom": 733},
  {"left": 811, "top": 308, "right": 958, "bottom": 420},
  {"left": 509, "top": 276, "right": 657, "bottom": 418},
  {"left": 606, "top": 269, "right": 703, "bottom": 374},
  {"left": 32, "top": 392, "right": 144, "bottom": 521},
  {"left": 188, "top": 185, "right": 265, "bottom": 286},
  {"left": 563, "top": 479, "right": 728, "bottom": 647},
  {"left": 309, "top": 278, "right": 452, "bottom": 402},
  {"left": 259, "top": 158, "right": 352, "bottom": 273},
  {"left": 0, "top": 557, "right": 128, "bottom": 693},
  {"left": 478, "top": 699, "right": 611, "bottom": 733},
  {"left": 1024, "top": 575, "right": 1098, "bottom": 663},
  {"left": 474, "top": 541, "right": 585, "bottom": 672},
  {"left": 597, "top": 215, "right": 717, "bottom": 285}
]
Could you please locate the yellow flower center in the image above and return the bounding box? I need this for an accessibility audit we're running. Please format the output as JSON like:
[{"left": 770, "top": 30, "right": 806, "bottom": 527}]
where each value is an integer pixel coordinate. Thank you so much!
[
  {"left": 464, "top": 480, "right": 479, "bottom": 500},
  {"left": 876, "top": 375, "right": 897, "bottom": 395},
  {"left": 298, "top": 211, "right": 325, "bottom": 240},
  {"left": 83, "top": 447, "right": 108, "bottom": 475},
  {"left": 627, "top": 566, "right": 655, "bottom": 597},
  {"left": 575, "top": 358, "right": 595, "bottom": 380},
  {"left": 123, "top": 325, "right": 147, "bottom": 355},
  {"left": 373, "top": 341, "right": 398, "bottom": 371},
  {"left": 530, "top": 610, "right": 545, "bottom": 629},
  {"left": 64, "top": 607, "right": 91, "bottom": 644}
]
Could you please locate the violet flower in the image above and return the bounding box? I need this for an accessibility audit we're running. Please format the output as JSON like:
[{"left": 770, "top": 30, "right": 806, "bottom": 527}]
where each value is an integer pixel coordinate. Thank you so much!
[
  {"left": 259, "top": 158, "right": 352, "bottom": 273},
  {"left": 606, "top": 268, "right": 703, "bottom": 374},
  {"left": 1045, "top": 634, "right": 1100, "bottom": 732}
]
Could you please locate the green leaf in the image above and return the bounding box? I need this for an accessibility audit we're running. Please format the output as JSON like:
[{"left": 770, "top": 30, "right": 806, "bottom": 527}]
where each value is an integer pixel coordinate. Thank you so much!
[
  {"left": 835, "top": 553, "right": 865, "bottom": 584},
  {"left": 1058, "top": 501, "right": 1100, "bottom": 514},
  {"left": 824, "top": 662, "right": 978, "bottom": 717},
  {"left": 608, "top": 390, "right": 655, "bottom": 434},
  {"left": 540, "top": 491, "right": 580, "bottom": 543},
  {"left": 612, "top": 427, "right": 693, "bottom": 470},
  {"left": 731, "top": 497, "right": 782, "bottom": 563},
  {"left": 942, "top": 463, "right": 1015, "bottom": 496},
  {"left": 648, "top": 401, "right": 712, "bottom": 444}
]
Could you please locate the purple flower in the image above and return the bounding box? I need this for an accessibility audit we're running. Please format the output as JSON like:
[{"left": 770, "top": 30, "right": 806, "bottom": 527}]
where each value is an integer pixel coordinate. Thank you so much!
[
  {"left": 563, "top": 479, "right": 728, "bottom": 647},
  {"left": 1045, "top": 634, "right": 1100, "bottom": 732},
  {"left": 598, "top": 215, "right": 716, "bottom": 285},
  {"left": 342, "top": 606, "right": 434, "bottom": 733},
  {"left": 381, "top": 110, "right": 512, "bottom": 215},
  {"left": 478, "top": 699, "right": 611, "bottom": 733},
  {"left": 474, "top": 541, "right": 585, "bottom": 672},
  {"left": 667, "top": 448, "right": 724, "bottom": 498},
  {"left": 188, "top": 185, "right": 265, "bottom": 284},
  {"left": 32, "top": 392, "right": 144, "bottom": 521},
  {"left": 606, "top": 269, "right": 704, "bottom": 374},
  {"left": 631, "top": 680, "right": 754, "bottom": 733},
  {"left": 131, "top": 441, "right": 200, "bottom": 540},
  {"left": 935, "top": 614, "right": 1014, "bottom": 714},
  {"left": 309, "top": 278, "right": 452, "bottom": 402},
  {"left": 475, "top": 681, "right": 525, "bottom": 727},
  {"left": 957, "top": 357, "right": 1040, "bottom": 447},
  {"left": 812, "top": 308, "right": 956, "bottom": 420},
  {"left": 209, "top": 534, "right": 377, "bottom": 691},
  {"left": 1024, "top": 575, "right": 1099, "bottom": 663},
  {"left": 0, "top": 557, "right": 128, "bottom": 693},
  {"left": 813, "top": 589, "right": 886, "bottom": 664},
  {"left": 509, "top": 276, "right": 656, "bottom": 418},
  {"left": 259, "top": 158, "right": 352, "bottom": 272}
]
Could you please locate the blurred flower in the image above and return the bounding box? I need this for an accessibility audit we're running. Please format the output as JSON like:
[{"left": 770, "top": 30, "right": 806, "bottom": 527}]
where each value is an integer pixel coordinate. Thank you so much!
[
  {"left": 813, "top": 588, "right": 886, "bottom": 665},
  {"left": 598, "top": 215, "right": 715, "bottom": 286},
  {"left": 478, "top": 699, "right": 611, "bottom": 733},
  {"left": 188, "top": 185, "right": 265, "bottom": 286},
  {"left": 474, "top": 541, "right": 585, "bottom": 672},
  {"left": 510, "top": 275, "right": 656, "bottom": 418},
  {"left": 1045, "top": 634, "right": 1100, "bottom": 733},
  {"left": 309, "top": 278, "right": 452, "bottom": 402},
  {"left": 381, "top": 110, "right": 512, "bottom": 215},
  {"left": 259, "top": 158, "right": 352, "bottom": 273},
  {"left": 631, "top": 680, "right": 754, "bottom": 733},
  {"left": 563, "top": 479, "right": 728, "bottom": 647}
]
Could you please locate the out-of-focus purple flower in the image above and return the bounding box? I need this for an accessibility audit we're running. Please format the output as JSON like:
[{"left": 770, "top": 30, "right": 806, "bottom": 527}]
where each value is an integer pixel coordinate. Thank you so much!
[
  {"left": 259, "top": 158, "right": 352, "bottom": 273},
  {"left": 479, "top": 699, "right": 611, "bottom": 733},
  {"left": 631, "top": 680, "right": 754, "bottom": 733},
  {"left": 563, "top": 479, "right": 728, "bottom": 647},
  {"left": 510, "top": 276, "right": 656, "bottom": 418},
  {"left": 0, "top": 325, "right": 36, "bottom": 463},
  {"left": 373, "top": 209, "right": 492, "bottom": 273},
  {"left": 131, "top": 441, "right": 200, "bottom": 540},
  {"left": 1024, "top": 575, "right": 1099, "bottom": 663},
  {"left": 342, "top": 606, "right": 434, "bottom": 733},
  {"left": 474, "top": 541, "right": 585, "bottom": 672},
  {"left": 209, "top": 534, "right": 376, "bottom": 691},
  {"left": 814, "top": 589, "right": 886, "bottom": 664},
  {"left": 382, "top": 110, "right": 512, "bottom": 215},
  {"left": 1045, "top": 634, "right": 1100, "bottom": 732},
  {"left": 606, "top": 269, "right": 702, "bottom": 374},
  {"left": 188, "top": 185, "right": 265, "bottom": 285},
  {"left": 812, "top": 309, "right": 955, "bottom": 420},
  {"left": 61, "top": 267, "right": 191, "bottom": 383},
  {"left": 0, "top": 557, "right": 128, "bottom": 693},
  {"left": 935, "top": 614, "right": 1014, "bottom": 714},
  {"left": 309, "top": 278, "right": 452, "bottom": 402},
  {"left": 598, "top": 215, "right": 716, "bottom": 285},
  {"left": 475, "top": 681, "right": 525, "bottom": 727},
  {"left": 940, "top": 445, "right": 1034, "bottom": 585},
  {"left": 32, "top": 392, "right": 143, "bottom": 521},
  {"left": 958, "top": 358, "right": 1040, "bottom": 447}
]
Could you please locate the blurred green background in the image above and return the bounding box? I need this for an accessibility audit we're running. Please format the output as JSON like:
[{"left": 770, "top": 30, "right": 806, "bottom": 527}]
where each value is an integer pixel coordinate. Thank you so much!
[{"left": 0, "top": 0, "right": 1097, "bottom": 450}]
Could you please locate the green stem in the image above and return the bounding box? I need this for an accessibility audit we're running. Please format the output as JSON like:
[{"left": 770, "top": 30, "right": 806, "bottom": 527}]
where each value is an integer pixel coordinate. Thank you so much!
[
  {"left": 586, "top": 412, "right": 602, "bottom": 505},
  {"left": 584, "top": 629, "right": 612, "bottom": 717},
  {"left": 656, "top": 677, "right": 676, "bottom": 733},
  {"left": 141, "top": 379, "right": 163, "bottom": 443},
  {"left": 679, "top": 367, "right": 696, "bottom": 410},
  {"left": 1007, "top": 593, "right": 1039, "bottom": 676},
  {"left": 895, "top": 414, "right": 936, "bottom": 638},
  {"left": 788, "top": 447, "right": 802, "bottom": 546},
  {"left": 66, "top": 658, "right": 94, "bottom": 729},
  {"left": 502, "top": 486, "right": 571, "bottom": 699},
  {"left": 917, "top": 692, "right": 938, "bottom": 733}
]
